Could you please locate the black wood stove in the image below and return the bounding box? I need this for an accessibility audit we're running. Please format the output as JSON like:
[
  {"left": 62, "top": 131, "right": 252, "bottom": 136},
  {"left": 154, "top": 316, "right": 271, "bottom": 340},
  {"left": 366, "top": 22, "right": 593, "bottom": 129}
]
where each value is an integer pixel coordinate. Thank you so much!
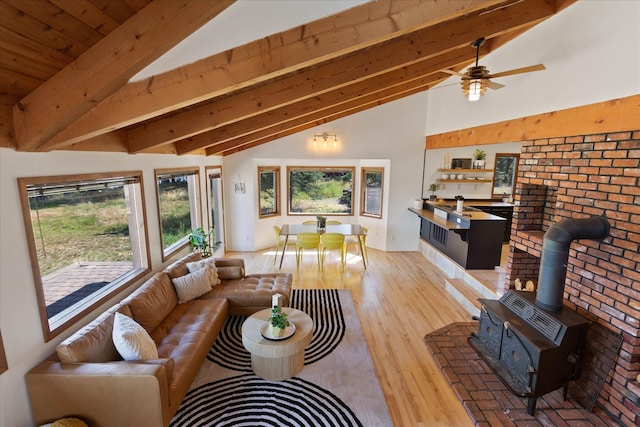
[{"left": 468, "top": 217, "right": 610, "bottom": 415}]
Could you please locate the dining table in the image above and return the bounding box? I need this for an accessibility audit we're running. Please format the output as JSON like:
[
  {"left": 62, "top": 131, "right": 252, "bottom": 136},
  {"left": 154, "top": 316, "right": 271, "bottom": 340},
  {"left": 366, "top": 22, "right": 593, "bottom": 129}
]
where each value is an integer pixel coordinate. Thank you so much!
[{"left": 278, "top": 223, "right": 367, "bottom": 270}]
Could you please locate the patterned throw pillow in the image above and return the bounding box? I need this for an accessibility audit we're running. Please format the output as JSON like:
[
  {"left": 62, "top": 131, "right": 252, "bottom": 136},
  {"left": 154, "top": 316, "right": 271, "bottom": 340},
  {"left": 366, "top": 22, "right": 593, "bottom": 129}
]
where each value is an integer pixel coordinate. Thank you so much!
[
  {"left": 186, "top": 258, "right": 221, "bottom": 286},
  {"left": 171, "top": 267, "right": 214, "bottom": 303},
  {"left": 112, "top": 312, "right": 158, "bottom": 361}
]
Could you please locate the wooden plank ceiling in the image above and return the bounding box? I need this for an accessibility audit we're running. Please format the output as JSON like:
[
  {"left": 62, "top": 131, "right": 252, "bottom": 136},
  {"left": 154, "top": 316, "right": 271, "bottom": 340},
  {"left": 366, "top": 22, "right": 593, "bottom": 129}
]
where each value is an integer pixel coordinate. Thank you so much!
[{"left": 0, "top": 0, "right": 574, "bottom": 156}]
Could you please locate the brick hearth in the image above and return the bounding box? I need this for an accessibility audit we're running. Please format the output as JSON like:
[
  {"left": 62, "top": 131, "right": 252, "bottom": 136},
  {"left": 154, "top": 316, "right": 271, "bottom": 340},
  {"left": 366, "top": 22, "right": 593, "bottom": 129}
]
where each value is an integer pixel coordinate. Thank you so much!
[{"left": 424, "top": 322, "right": 620, "bottom": 427}]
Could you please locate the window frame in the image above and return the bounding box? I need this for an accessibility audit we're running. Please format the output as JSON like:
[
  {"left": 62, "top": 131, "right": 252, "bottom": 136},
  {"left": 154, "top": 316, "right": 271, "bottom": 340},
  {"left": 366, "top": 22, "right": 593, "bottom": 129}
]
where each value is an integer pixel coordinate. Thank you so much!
[
  {"left": 286, "top": 166, "right": 355, "bottom": 216},
  {"left": 360, "top": 167, "right": 384, "bottom": 219},
  {"left": 154, "top": 167, "right": 202, "bottom": 262},
  {"left": 491, "top": 153, "right": 520, "bottom": 200},
  {"left": 17, "top": 171, "right": 151, "bottom": 341},
  {"left": 0, "top": 330, "right": 7, "bottom": 374},
  {"left": 258, "top": 166, "right": 281, "bottom": 219},
  {"left": 205, "top": 165, "right": 225, "bottom": 254}
]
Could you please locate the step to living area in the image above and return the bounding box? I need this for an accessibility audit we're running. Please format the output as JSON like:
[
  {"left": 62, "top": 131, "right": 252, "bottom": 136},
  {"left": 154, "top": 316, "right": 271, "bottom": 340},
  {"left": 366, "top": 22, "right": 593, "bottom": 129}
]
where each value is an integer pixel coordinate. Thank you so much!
[{"left": 419, "top": 240, "right": 508, "bottom": 317}]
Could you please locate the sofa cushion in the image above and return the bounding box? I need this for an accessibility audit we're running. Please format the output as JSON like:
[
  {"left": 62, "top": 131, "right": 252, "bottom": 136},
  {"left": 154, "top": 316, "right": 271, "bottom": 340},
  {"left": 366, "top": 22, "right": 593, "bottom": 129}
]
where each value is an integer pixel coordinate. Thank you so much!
[
  {"left": 186, "top": 258, "right": 221, "bottom": 286},
  {"left": 171, "top": 267, "right": 214, "bottom": 303},
  {"left": 124, "top": 272, "right": 178, "bottom": 333},
  {"left": 112, "top": 312, "right": 159, "bottom": 360},
  {"left": 56, "top": 304, "right": 132, "bottom": 363},
  {"left": 150, "top": 298, "right": 229, "bottom": 410},
  {"left": 163, "top": 252, "right": 201, "bottom": 280}
]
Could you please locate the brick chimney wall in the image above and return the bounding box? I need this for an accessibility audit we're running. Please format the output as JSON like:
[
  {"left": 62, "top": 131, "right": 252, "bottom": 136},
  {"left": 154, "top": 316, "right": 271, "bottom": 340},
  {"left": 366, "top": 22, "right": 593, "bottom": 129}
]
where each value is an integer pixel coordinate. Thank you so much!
[{"left": 507, "top": 130, "right": 640, "bottom": 425}]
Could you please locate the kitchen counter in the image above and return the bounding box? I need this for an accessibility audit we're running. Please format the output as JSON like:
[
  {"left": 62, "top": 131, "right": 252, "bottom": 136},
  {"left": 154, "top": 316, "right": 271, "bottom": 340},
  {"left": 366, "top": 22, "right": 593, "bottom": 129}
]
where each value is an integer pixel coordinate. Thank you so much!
[{"left": 410, "top": 202, "right": 506, "bottom": 270}]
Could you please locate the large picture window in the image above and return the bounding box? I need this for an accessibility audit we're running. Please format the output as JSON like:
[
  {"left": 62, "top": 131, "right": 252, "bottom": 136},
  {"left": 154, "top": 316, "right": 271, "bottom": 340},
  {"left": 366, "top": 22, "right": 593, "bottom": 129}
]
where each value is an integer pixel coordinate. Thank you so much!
[
  {"left": 18, "top": 172, "right": 150, "bottom": 341},
  {"left": 361, "top": 167, "right": 384, "bottom": 218},
  {"left": 287, "top": 166, "right": 354, "bottom": 215},
  {"left": 155, "top": 167, "right": 201, "bottom": 261},
  {"left": 258, "top": 166, "right": 280, "bottom": 218}
]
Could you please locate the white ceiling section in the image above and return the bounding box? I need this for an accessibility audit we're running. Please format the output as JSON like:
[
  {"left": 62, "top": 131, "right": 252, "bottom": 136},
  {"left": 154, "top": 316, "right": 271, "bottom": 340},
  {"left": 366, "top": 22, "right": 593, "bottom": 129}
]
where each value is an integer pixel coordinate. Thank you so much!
[
  {"left": 132, "top": 0, "right": 370, "bottom": 81},
  {"left": 426, "top": 0, "right": 640, "bottom": 135}
]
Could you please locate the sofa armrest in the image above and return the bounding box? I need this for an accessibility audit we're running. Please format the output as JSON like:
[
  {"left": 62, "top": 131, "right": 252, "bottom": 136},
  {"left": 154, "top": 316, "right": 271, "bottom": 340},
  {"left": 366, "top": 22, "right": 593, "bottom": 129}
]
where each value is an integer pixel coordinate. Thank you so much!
[
  {"left": 26, "top": 361, "right": 170, "bottom": 427},
  {"left": 214, "top": 258, "right": 245, "bottom": 279}
]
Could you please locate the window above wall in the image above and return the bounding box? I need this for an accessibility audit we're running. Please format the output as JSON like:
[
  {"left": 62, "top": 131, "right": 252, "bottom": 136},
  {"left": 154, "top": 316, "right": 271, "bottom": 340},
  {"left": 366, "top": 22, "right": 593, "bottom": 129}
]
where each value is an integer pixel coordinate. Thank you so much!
[
  {"left": 155, "top": 167, "right": 202, "bottom": 261},
  {"left": 18, "top": 171, "right": 150, "bottom": 341},
  {"left": 287, "top": 166, "right": 354, "bottom": 216},
  {"left": 258, "top": 166, "right": 280, "bottom": 218},
  {"left": 361, "top": 167, "right": 384, "bottom": 219}
]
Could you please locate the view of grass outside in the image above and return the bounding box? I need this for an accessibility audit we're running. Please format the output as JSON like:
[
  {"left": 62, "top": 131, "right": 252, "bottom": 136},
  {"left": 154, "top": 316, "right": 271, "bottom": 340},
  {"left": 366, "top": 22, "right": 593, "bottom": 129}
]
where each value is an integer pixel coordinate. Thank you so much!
[
  {"left": 29, "top": 188, "right": 133, "bottom": 276},
  {"left": 259, "top": 167, "right": 279, "bottom": 217},
  {"left": 288, "top": 167, "right": 353, "bottom": 214},
  {"left": 157, "top": 179, "right": 191, "bottom": 249}
]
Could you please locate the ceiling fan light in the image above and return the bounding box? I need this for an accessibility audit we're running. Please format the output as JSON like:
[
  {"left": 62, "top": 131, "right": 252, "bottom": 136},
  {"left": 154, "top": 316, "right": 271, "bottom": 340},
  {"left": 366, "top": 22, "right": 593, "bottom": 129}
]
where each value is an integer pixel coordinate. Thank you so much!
[{"left": 468, "top": 79, "right": 482, "bottom": 101}]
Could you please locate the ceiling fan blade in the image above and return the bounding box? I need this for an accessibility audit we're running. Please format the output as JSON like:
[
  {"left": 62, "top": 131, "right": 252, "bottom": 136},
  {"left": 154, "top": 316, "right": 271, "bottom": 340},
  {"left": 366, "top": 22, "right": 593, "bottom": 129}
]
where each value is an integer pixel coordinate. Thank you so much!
[
  {"left": 439, "top": 69, "right": 467, "bottom": 78},
  {"left": 485, "top": 79, "right": 505, "bottom": 90},
  {"left": 487, "top": 64, "right": 546, "bottom": 79}
]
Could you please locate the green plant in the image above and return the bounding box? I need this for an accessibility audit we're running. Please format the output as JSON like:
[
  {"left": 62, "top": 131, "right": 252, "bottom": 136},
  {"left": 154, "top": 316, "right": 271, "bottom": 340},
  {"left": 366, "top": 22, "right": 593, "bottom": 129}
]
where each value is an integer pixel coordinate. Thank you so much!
[
  {"left": 188, "top": 227, "right": 220, "bottom": 257},
  {"left": 269, "top": 306, "right": 290, "bottom": 329},
  {"left": 473, "top": 149, "right": 487, "bottom": 160},
  {"left": 428, "top": 183, "right": 438, "bottom": 193}
]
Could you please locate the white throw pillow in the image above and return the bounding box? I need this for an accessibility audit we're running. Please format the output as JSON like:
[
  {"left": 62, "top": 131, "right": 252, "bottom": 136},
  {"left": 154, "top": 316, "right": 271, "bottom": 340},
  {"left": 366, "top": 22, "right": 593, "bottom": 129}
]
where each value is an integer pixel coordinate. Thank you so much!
[
  {"left": 112, "top": 312, "right": 158, "bottom": 361},
  {"left": 187, "top": 258, "right": 221, "bottom": 286},
  {"left": 172, "top": 267, "right": 214, "bottom": 303}
]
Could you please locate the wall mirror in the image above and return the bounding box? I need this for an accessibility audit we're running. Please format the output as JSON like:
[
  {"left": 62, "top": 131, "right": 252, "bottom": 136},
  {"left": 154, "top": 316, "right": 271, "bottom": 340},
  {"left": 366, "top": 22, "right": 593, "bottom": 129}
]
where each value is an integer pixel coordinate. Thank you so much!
[{"left": 491, "top": 153, "right": 520, "bottom": 199}]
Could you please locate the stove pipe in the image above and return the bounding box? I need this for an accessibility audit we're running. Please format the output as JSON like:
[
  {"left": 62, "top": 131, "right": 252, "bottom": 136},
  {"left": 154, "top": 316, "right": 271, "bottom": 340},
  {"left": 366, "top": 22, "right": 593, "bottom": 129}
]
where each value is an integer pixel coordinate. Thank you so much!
[{"left": 535, "top": 217, "right": 610, "bottom": 312}]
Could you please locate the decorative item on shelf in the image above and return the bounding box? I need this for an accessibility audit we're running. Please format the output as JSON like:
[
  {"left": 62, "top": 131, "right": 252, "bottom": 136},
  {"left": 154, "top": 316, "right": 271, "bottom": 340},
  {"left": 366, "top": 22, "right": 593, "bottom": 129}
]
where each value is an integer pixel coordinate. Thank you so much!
[
  {"left": 268, "top": 305, "right": 290, "bottom": 338},
  {"left": 188, "top": 227, "right": 221, "bottom": 258},
  {"left": 428, "top": 183, "right": 438, "bottom": 201},
  {"left": 473, "top": 149, "right": 487, "bottom": 169},
  {"left": 316, "top": 215, "right": 327, "bottom": 231},
  {"left": 455, "top": 195, "right": 464, "bottom": 212},
  {"left": 456, "top": 174, "right": 464, "bottom": 179}
]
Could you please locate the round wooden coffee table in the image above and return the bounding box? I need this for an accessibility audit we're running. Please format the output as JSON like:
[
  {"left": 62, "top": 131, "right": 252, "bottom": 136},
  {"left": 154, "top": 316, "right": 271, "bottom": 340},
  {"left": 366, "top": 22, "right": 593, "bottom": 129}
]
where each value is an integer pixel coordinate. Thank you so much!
[{"left": 241, "top": 308, "right": 313, "bottom": 381}]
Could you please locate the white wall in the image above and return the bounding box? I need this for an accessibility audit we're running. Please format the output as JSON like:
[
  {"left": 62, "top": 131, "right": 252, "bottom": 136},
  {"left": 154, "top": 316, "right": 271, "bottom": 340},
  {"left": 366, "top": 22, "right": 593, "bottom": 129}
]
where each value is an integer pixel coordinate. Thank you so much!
[
  {"left": 426, "top": 0, "right": 640, "bottom": 135},
  {"left": 222, "top": 91, "right": 429, "bottom": 253},
  {"left": 0, "top": 150, "right": 222, "bottom": 427}
]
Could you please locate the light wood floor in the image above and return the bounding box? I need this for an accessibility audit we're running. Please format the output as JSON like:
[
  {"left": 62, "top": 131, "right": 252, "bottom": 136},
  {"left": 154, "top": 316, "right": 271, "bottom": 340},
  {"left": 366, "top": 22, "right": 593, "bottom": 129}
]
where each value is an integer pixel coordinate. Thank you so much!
[{"left": 226, "top": 246, "right": 475, "bottom": 427}]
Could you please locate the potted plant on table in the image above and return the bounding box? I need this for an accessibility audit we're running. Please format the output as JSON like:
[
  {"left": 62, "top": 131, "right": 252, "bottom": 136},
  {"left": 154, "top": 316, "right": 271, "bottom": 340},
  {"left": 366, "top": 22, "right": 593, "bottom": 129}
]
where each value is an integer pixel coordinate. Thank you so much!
[
  {"left": 473, "top": 149, "right": 487, "bottom": 169},
  {"left": 316, "top": 215, "right": 327, "bottom": 231},
  {"left": 428, "top": 183, "right": 438, "bottom": 201},
  {"left": 269, "top": 306, "right": 290, "bottom": 337}
]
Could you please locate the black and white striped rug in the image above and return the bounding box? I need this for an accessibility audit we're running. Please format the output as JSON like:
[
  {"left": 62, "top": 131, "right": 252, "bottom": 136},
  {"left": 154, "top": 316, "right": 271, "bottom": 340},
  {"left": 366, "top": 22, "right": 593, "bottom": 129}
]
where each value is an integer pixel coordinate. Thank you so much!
[
  {"left": 206, "top": 289, "right": 345, "bottom": 370},
  {"left": 171, "top": 289, "right": 392, "bottom": 427}
]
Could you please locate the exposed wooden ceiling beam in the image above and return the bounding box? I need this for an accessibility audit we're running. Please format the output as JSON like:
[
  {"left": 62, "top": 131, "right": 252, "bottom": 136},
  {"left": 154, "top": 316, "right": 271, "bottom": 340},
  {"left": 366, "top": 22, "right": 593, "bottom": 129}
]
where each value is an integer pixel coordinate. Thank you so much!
[
  {"left": 173, "top": 45, "right": 481, "bottom": 154},
  {"left": 128, "top": 0, "right": 556, "bottom": 153},
  {"left": 13, "top": 0, "right": 235, "bottom": 151},
  {"left": 36, "top": 0, "right": 510, "bottom": 151}
]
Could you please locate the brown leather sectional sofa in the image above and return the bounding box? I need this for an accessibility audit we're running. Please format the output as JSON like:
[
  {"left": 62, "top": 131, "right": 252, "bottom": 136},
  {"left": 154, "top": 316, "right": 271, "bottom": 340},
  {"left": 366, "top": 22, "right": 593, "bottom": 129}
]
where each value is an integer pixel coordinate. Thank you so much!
[{"left": 26, "top": 253, "right": 292, "bottom": 427}]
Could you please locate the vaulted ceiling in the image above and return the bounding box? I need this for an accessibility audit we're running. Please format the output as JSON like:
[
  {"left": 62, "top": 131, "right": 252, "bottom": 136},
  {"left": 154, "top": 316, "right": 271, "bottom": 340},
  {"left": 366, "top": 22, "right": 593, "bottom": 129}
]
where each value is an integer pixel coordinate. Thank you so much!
[{"left": 0, "top": 0, "right": 575, "bottom": 156}]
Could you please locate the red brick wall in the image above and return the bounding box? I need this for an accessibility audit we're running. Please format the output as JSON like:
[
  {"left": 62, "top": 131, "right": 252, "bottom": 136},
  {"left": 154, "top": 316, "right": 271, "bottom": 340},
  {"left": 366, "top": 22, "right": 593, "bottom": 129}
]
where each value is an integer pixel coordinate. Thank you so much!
[{"left": 507, "top": 130, "right": 640, "bottom": 426}]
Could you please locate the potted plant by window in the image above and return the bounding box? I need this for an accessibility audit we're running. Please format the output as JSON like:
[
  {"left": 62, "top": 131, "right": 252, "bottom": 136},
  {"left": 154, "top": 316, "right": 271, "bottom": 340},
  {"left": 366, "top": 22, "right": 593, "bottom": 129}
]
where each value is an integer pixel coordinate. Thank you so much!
[
  {"left": 428, "top": 183, "right": 438, "bottom": 201},
  {"left": 188, "top": 227, "right": 220, "bottom": 258},
  {"left": 473, "top": 149, "right": 487, "bottom": 169},
  {"left": 268, "top": 306, "right": 290, "bottom": 337}
]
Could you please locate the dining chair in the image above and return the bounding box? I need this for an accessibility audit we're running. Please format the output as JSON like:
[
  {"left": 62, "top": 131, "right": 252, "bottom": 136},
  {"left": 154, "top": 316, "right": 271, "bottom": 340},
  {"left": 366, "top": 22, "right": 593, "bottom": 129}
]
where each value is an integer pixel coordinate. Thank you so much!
[
  {"left": 272, "top": 226, "right": 296, "bottom": 265},
  {"left": 344, "top": 226, "right": 368, "bottom": 264},
  {"left": 326, "top": 220, "right": 342, "bottom": 225},
  {"left": 295, "top": 233, "right": 321, "bottom": 271},
  {"left": 302, "top": 220, "right": 317, "bottom": 225},
  {"left": 321, "top": 233, "right": 345, "bottom": 271}
]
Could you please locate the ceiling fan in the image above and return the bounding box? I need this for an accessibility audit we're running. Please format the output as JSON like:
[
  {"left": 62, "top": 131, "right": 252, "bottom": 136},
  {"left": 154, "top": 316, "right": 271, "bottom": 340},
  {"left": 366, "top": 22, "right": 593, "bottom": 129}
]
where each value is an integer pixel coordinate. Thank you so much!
[{"left": 441, "top": 37, "right": 546, "bottom": 101}]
